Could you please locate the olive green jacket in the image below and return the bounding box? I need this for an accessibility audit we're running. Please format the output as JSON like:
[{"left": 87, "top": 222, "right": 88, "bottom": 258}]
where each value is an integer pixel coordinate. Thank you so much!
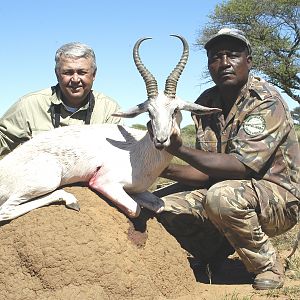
[{"left": 0, "top": 86, "right": 123, "bottom": 155}]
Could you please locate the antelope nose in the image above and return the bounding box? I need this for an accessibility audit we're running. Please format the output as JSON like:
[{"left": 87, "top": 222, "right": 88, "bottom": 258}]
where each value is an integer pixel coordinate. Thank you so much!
[
  {"left": 156, "top": 137, "right": 168, "bottom": 145},
  {"left": 154, "top": 137, "right": 167, "bottom": 150}
]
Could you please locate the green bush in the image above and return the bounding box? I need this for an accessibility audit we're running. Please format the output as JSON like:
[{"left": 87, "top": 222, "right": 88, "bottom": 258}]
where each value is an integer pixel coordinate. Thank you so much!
[
  {"left": 181, "top": 124, "right": 196, "bottom": 148},
  {"left": 131, "top": 124, "right": 147, "bottom": 130},
  {"left": 295, "top": 124, "right": 300, "bottom": 141}
]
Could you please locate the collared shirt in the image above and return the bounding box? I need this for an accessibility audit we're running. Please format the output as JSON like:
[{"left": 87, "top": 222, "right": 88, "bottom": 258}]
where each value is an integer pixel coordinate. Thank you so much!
[
  {"left": 0, "top": 85, "right": 123, "bottom": 155},
  {"left": 192, "top": 75, "right": 300, "bottom": 201}
]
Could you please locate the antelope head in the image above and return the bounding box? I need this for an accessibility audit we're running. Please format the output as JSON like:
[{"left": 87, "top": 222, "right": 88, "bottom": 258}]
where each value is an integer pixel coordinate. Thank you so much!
[{"left": 112, "top": 35, "right": 221, "bottom": 149}]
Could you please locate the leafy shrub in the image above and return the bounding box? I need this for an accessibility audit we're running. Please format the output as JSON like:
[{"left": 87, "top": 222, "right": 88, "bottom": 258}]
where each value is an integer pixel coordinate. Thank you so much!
[
  {"left": 294, "top": 124, "right": 300, "bottom": 141},
  {"left": 131, "top": 124, "right": 147, "bottom": 130},
  {"left": 181, "top": 124, "right": 196, "bottom": 148}
]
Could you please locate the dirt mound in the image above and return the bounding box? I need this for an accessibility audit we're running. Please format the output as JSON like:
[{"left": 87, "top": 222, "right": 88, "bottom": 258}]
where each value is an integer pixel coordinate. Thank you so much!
[{"left": 0, "top": 186, "right": 197, "bottom": 300}]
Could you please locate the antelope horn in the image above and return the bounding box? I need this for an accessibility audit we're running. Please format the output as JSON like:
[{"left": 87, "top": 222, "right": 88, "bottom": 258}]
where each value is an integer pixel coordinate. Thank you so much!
[
  {"left": 133, "top": 37, "right": 158, "bottom": 99},
  {"left": 164, "top": 35, "right": 189, "bottom": 99}
]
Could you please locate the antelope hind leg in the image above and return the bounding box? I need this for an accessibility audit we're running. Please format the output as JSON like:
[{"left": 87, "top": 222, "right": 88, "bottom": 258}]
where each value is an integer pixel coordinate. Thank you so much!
[{"left": 0, "top": 189, "right": 79, "bottom": 222}]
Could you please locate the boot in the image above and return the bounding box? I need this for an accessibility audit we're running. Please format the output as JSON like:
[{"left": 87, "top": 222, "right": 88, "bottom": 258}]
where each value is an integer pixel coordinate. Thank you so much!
[{"left": 252, "top": 255, "right": 284, "bottom": 290}]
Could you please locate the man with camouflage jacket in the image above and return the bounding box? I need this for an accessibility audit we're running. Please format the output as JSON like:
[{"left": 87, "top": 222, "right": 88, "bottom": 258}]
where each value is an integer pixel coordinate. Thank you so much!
[{"left": 154, "top": 28, "right": 300, "bottom": 290}]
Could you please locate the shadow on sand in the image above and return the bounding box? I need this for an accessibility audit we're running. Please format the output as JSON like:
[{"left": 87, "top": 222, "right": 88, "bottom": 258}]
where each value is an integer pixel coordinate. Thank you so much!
[{"left": 190, "top": 257, "right": 254, "bottom": 285}]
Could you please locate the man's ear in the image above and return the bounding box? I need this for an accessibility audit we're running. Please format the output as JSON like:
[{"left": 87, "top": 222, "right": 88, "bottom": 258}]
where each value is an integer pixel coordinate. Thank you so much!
[
  {"left": 55, "top": 69, "right": 59, "bottom": 81},
  {"left": 93, "top": 68, "right": 97, "bottom": 80},
  {"left": 247, "top": 55, "right": 253, "bottom": 70}
]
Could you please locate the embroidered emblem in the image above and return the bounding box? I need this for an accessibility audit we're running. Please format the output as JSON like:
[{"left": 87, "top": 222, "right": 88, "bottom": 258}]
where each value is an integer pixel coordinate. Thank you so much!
[{"left": 243, "top": 115, "right": 266, "bottom": 136}]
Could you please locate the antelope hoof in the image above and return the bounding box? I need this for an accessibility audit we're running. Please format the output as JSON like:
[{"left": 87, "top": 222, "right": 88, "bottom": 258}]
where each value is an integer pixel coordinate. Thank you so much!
[
  {"left": 156, "top": 206, "right": 165, "bottom": 214},
  {"left": 66, "top": 202, "right": 80, "bottom": 211},
  {"left": 128, "top": 204, "right": 141, "bottom": 219}
]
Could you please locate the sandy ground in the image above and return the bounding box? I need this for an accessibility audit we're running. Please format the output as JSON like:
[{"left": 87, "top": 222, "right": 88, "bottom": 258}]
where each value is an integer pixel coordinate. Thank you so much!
[
  {"left": 175, "top": 254, "right": 300, "bottom": 300},
  {"left": 0, "top": 186, "right": 299, "bottom": 300}
]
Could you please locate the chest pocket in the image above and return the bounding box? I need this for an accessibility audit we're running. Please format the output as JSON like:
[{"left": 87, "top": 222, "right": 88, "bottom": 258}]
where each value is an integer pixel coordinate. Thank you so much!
[{"left": 195, "top": 115, "right": 220, "bottom": 152}]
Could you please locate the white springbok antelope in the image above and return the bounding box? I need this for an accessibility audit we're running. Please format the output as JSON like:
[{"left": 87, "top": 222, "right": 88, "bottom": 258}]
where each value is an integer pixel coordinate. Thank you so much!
[{"left": 0, "top": 35, "right": 220, "bottom": 221}]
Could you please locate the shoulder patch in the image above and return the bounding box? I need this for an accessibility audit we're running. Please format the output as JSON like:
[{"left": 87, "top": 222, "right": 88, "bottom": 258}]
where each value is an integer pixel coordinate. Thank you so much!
[{"left": 243, "top": 115, "right": 266, "bottom": 136}]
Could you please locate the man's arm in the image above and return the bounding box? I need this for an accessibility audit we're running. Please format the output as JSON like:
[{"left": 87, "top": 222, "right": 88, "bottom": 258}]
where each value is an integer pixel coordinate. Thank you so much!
[
  {"left": 163, "top": 130, "right": 252, "bottom": 183},
  {"left": 160, "top": 163, "right": 210, "bottom": 187},
  {"left": 0, "top": 104, "right": 29, "bottom": 155}
]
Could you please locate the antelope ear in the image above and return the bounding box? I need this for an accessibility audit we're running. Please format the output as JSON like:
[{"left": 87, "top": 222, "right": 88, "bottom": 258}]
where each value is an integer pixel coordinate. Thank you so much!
[
  {"left": 178, "top": 100, "right": 221, "bottom": 115},
  {"left": 111, "top": 100, "right": 149, "bottom": 118}
]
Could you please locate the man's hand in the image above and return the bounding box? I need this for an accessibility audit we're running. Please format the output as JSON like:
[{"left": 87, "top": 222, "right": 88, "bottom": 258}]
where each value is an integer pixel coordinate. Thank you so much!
[{"left": 165, "top": 128, "right": 183, "bottom": 155}]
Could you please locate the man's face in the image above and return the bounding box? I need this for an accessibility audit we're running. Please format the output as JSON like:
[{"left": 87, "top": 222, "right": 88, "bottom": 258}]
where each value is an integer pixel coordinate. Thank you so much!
[
  {"left": 55, "top": 55, "right": 96, "bottom": 107},
  {"left": 207, "top": 37, "right": 252, "bottom": 90}
]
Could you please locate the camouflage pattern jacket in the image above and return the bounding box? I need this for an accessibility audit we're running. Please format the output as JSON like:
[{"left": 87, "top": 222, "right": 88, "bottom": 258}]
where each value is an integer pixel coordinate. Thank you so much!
[{"left": 192, "top": 75, "right": 300, "bottom": 203}]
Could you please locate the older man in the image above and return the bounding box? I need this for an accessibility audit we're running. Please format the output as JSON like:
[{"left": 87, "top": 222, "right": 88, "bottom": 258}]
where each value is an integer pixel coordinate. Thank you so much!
[
  {"left": 0, "top": 42, "right": 122, "bottom": 155},
  {"left": 154, "top": 28, "right": 300, "bottom": 290}
]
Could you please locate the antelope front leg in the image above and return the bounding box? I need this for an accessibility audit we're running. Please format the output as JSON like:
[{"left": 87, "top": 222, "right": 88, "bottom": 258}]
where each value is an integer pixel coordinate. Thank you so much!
[
  {"left": 131, "top": 191, "right": 165, "bottom": 213},
  {"left": 89, "top": 178, "right": 141, "bottom": 218}
]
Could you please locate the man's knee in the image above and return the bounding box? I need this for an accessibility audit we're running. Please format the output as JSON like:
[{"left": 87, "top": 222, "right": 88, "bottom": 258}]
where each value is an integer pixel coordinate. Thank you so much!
[
  {"left": 205, "top": 181, "right": 227, "bottom": 217},
  {"left": 205, "top": 180, "right": 248, "bottom": 221}
]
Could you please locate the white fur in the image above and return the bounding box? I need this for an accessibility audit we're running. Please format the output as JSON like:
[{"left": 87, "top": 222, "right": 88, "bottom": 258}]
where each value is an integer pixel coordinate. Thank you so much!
[
  {"left": 0, "top": 123, "right": 171, "bottom": 220},
  {"left": 0, "top": 93, "right": 220, "bottom": 221}
]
